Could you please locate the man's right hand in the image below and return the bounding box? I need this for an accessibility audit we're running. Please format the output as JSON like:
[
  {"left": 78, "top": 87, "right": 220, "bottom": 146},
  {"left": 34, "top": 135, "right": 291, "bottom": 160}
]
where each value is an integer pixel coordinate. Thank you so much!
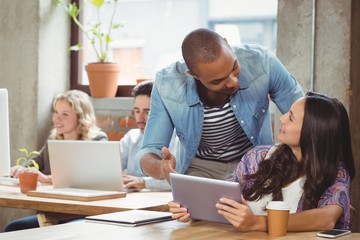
[{"left": 161, "top": 147, "right": 177, "bottom": 183}]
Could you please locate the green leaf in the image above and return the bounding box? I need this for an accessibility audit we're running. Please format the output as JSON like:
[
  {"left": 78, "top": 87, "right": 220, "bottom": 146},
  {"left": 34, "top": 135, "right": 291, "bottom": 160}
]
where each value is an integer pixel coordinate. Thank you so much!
[
  {"left": 69, "top": 44, "right": 82, "bottom": 51},
  {"left": 16, "top": 157, "right": 26, "bottom": 166},
  {"left": 105, "top": 35, "right": 112, "bottom": 43},
  {"left": 112, "top": 23, "right": 122, "bottom": 30},
  {"left": 18, "top": 148, "right": 29, "bottom": 157},
  {"left": 29, "top": 151, "right": 40, "bottom": 158},
  {"left": 90, "top": 0, "right": 105, "bottom": 9},
  {"left": 65, "top": 3, "right": 80, "bottom": 18},
  {"left": 29, "top": 160, "right": 39, "bottom": 170}
]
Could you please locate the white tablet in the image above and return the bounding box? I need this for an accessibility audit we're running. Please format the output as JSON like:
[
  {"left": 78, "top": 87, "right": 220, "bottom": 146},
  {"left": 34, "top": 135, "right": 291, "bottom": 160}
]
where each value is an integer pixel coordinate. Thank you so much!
[{"left": 170, "top": 173, "right": 242, "bottom": 224}]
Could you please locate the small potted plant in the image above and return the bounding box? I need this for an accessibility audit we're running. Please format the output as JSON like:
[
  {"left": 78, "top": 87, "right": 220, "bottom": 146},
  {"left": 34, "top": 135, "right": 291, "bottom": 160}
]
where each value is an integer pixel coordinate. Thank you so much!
[
  {"left": 16, "top": 148, "right": 40, "bottom": 193},
  {"left": 55, "top": 0, "right": 124, "bottom": 98}
]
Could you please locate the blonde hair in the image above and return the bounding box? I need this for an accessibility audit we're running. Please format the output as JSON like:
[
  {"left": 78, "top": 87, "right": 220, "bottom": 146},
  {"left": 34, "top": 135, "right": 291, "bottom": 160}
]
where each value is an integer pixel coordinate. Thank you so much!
[{"left": 50, "top": 90, "right": 100, "bottom": 140}]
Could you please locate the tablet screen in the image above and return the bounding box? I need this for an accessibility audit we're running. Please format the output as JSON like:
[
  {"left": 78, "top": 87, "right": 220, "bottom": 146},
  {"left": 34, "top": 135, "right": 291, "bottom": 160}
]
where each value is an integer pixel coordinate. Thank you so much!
[{"left": 170, "top": 173, "right": 242, "bottom": 224}]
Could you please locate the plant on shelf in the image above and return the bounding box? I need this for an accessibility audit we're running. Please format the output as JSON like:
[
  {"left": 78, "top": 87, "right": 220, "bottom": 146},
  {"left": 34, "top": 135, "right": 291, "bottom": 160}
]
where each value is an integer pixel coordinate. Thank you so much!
[
  {"left": 16, "top": 148, "right": 40, "bottom": 193},
  {"left": 55, "top": 0, "right": 124, "bottom": 98}
]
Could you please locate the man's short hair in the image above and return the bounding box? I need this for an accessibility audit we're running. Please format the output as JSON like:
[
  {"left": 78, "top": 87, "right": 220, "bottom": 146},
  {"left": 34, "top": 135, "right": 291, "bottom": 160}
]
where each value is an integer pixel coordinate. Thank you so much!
[
  {"left": 182, "top": 28, "right": 228, "bottom": 74},
  {"left": 131, "top": 80, "right": 153, "bottom": 98}
]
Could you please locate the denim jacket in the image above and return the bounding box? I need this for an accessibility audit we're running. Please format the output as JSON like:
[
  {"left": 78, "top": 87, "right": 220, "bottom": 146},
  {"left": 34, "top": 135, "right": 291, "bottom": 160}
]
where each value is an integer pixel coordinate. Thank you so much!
[{"left": 134, "top": 44, "right": 304, "bottom": 175}]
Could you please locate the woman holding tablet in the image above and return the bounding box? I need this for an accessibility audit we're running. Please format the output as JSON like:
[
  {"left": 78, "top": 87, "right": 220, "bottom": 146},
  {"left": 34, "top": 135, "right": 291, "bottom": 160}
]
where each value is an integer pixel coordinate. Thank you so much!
[
  {"left": 4, "top": 89, "right": 107, "bottom": 232},
  {"left": 169, "top": 92, "right": 355, "bottom": 231}
]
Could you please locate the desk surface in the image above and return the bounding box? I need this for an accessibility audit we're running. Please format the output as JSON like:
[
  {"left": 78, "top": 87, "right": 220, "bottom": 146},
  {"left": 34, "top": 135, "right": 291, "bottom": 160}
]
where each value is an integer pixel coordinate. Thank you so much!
[
  {"left": 0, "top": 185, "right": 171, "bottom": 215},
  {"left": 0, "top": 220, "right": 359, "bottom": 240}
]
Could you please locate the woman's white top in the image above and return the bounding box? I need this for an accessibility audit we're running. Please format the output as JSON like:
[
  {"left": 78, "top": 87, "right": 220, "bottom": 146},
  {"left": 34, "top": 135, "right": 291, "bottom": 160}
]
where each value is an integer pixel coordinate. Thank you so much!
[{"left": 248, "top": 176, "right": 305, "bottom": 215}]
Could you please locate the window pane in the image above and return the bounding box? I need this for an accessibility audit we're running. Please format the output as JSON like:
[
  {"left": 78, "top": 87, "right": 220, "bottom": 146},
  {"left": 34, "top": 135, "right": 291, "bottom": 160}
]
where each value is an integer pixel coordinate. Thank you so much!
[{"left": 75, "top": 0, "right": 277, "bottom": 87}]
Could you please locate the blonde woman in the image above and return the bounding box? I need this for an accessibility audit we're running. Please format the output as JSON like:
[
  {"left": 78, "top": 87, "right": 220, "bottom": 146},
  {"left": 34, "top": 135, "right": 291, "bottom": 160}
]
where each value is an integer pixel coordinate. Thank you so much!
[
  {"left": 6, "top": 90, "right": 107, "bottom": 232},
  {"left": 10, "top": 89, "right": 107, "bottom": 183}
]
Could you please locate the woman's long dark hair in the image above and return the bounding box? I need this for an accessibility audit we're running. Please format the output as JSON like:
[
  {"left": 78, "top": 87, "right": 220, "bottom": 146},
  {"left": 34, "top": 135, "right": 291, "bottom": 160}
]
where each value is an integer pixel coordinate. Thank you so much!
[{"left": 242, "top": 92, "right": 355, "bottom": 210}]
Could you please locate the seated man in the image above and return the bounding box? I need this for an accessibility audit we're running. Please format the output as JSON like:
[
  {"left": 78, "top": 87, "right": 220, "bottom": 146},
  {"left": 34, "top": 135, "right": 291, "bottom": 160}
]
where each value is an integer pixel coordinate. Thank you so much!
[{"left": 121, "top": 80, "right": 180, "bottom": 191}]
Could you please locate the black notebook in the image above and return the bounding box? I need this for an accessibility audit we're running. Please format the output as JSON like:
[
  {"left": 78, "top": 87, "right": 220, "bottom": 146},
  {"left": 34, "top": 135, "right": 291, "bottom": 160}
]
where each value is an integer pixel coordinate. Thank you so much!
[{"left": 85, "top": 210, "right": 173, "bottom": 227}]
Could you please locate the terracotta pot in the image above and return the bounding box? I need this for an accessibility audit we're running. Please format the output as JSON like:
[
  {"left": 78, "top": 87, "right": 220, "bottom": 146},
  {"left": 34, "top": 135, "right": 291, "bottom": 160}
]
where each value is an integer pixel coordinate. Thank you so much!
[
  {"left": 19, "top": 172, "right": 38, "bottom": 193},
  {"left": 85, "top": 63, "right": 121, "bottom": 98}
]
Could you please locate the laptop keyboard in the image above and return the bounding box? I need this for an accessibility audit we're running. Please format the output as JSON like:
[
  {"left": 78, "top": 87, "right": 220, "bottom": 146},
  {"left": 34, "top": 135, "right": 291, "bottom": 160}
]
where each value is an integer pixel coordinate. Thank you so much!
[{"left": 0, "top": 176, "right": 19, "bottom": 186}]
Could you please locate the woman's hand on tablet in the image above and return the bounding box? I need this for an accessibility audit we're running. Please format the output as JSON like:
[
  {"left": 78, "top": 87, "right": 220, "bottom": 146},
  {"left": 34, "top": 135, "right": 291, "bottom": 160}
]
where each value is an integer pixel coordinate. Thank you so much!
[
  {"left": 168, "top": 201, "right": 191, "bottom": 222},
  {"left": 216, "top": 196, "right": 266, "bottom": 231}
]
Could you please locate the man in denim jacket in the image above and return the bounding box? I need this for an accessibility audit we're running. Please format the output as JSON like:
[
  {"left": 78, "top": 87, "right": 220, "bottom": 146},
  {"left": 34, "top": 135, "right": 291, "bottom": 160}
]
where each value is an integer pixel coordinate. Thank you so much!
[{"left": 134, "top": 28, "right": 304, "bottom": 182}]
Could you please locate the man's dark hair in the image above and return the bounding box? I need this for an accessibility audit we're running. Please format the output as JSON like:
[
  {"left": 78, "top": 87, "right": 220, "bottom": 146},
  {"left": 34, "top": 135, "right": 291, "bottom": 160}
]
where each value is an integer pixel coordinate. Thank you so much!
[
  {"left": 131, "top": 80, "right": 153, "bottom": 98},
  {"left": 181, "top": 28, "right": 228, "bottom": 73}
]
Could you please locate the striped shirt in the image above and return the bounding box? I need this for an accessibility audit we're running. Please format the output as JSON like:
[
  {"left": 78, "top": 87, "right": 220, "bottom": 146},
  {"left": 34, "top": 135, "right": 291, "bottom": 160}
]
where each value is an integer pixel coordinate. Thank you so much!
[{"left": 196, "top": 102, "right": 253, "bottom": 163}]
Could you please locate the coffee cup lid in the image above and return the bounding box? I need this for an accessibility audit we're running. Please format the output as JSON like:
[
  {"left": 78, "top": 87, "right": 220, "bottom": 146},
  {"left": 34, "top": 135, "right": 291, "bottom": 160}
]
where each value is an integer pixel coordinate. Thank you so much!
[{"left": 266, "top": 201, "right": 290, "bottom": 210}]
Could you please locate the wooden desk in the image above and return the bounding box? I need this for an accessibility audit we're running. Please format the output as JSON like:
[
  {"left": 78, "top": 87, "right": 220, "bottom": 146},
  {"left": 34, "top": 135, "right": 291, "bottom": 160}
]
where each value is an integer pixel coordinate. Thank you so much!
[
  {"left": 0, "top": 219, "right": 359, "bottom": 239},
  {"left": 0, "top": 185, "right": 171, "bottom": 226}
]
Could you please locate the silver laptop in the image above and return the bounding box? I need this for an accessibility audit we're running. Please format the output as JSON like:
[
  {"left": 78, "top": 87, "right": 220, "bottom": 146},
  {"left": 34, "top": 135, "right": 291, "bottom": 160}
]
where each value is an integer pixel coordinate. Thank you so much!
[
  {"left": 48, "top": 140, "right": 124, "bottom": 192},
  {"left": 170, "top": 172, "right": 242, "bottom": 224}
]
